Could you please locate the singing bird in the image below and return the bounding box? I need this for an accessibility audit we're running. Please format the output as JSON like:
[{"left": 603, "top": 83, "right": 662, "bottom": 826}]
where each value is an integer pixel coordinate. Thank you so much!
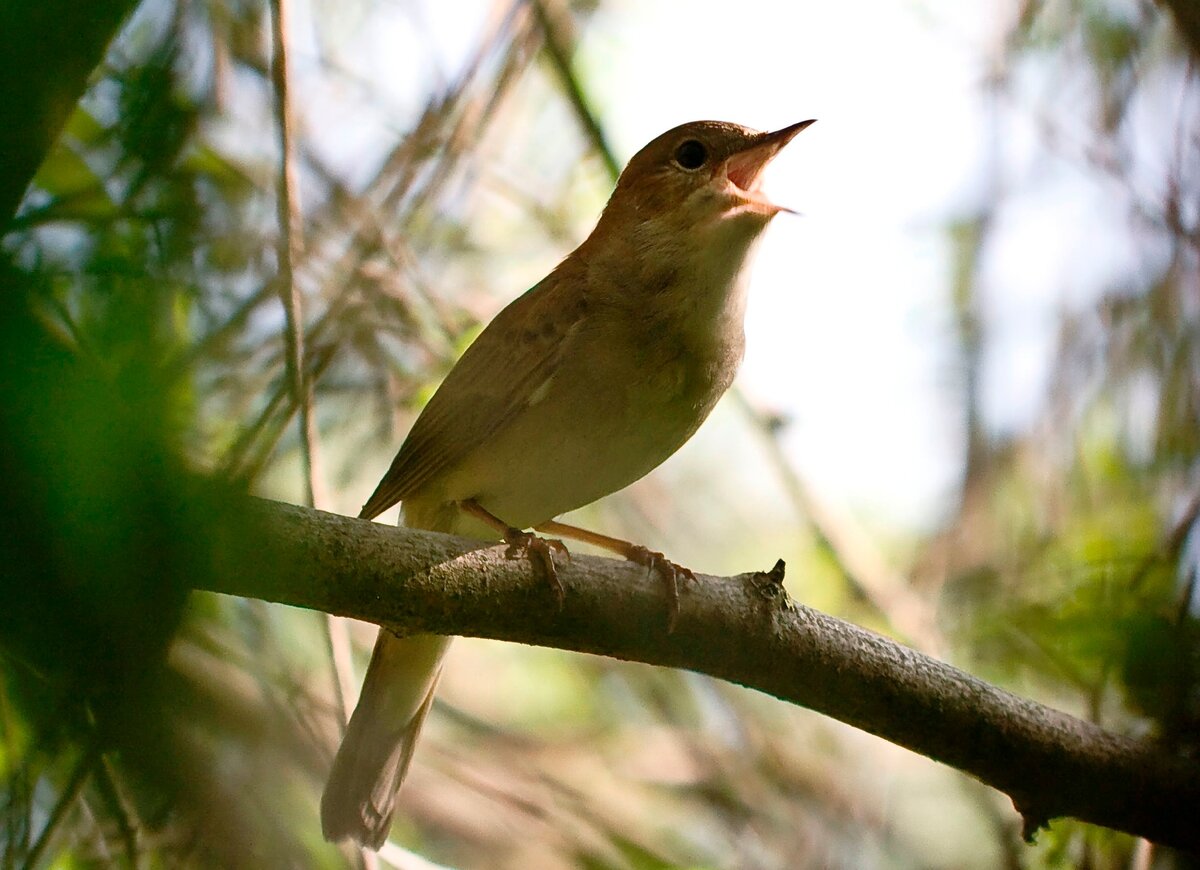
[{"left": 321, "top": 118, "right": 814, "bottom": 847}]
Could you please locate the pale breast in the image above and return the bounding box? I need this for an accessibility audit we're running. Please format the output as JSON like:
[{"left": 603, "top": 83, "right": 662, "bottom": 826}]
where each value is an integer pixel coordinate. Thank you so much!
[
  {"left": 432, "top": 302, "right": 745, "bottom": 528},
  {"left": 424, "top": 229, "right": 756, "bottom": 529}
]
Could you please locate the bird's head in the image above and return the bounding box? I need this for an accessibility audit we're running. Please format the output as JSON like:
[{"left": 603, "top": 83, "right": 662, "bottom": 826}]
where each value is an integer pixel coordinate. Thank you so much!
[{"left": 595, "top": 119, "right": 815, "bottom": 243}]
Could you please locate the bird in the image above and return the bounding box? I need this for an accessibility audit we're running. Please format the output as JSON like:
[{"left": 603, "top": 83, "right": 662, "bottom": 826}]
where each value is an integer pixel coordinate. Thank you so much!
[{"left": 320, "top": 118, "right": 814, "bottom": 848}]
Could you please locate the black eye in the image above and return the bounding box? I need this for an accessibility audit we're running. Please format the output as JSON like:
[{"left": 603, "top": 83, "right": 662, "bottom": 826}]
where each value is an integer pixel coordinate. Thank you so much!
[{"left": 673, "top": 139, "right": 708, "bottom": 170}]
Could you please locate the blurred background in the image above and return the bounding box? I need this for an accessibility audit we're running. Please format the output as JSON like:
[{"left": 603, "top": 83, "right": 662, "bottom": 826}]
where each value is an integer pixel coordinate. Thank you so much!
[{"left": 2, "top": 0, "right": 1198, "bottom": 867}]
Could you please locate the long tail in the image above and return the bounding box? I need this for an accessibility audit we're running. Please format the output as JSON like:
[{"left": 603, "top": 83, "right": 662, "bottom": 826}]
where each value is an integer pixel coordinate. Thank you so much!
[{"left": 320, "top": 630, "right": 451, "bottom": 848}]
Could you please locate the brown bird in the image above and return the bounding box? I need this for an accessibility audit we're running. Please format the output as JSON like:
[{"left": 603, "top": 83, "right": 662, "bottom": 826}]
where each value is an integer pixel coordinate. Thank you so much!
[{"left": 321, "top": 118, "right": 814, "bottom": 848}]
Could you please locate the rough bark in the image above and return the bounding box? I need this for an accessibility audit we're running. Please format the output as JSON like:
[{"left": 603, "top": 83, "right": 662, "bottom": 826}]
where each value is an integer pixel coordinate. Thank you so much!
[{"left": 205, "top": 498, "right": 1200, "bottom": 852}]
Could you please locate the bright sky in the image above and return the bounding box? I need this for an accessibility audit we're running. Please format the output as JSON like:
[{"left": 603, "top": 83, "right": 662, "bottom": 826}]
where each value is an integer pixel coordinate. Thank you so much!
[
  {"left": 581, "top": 0, "right": 1003, "bottom": 527},
  {"left": 288, "top": 0, "right": 1140, "bottom": 531}
]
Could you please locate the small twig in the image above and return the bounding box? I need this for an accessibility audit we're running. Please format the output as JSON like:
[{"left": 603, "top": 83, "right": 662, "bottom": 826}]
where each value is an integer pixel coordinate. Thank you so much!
[
  {"left": 1129, "top": 486, "right": 1200, "bottom": 591},
  {"left": 223, "top": 343, "right": 339, "bottom": 487},
  {"left": 529, "top": 0, "right": 621, "bottom": 183},
  {"left": 169, "top": 282, "right": 275, "bottom": 378},
  {"left": 94, "top": 754, "right": 140, "bottom": 869},
  {"left": 269, "top": 0, "right": 354, "bottom": 808},
  {"left": 22, "top": 744, "right": 100, "bottom": 870},
  {"left": 218, "top": 1, "right": 533, "bottom": 486},
  {"left": 269, "top": 0, "right": 324, "bottom": 509}
]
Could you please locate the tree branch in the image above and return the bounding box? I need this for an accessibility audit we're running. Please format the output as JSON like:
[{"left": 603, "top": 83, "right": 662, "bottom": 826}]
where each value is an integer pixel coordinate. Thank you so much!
[{"left": 206, "top": 498, "right": 1200, "bottom": 852}]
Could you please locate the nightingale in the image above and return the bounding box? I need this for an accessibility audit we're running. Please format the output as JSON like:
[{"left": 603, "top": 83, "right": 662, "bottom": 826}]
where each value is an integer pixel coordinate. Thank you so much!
[{"left": 321, "top": 118, "right": 814, "bottom": 848}]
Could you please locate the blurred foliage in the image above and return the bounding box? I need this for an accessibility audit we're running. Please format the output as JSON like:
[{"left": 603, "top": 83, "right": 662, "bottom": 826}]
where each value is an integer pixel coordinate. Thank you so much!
[{"left": 0, "top": 0, "right": 1198, "bottom": 868}]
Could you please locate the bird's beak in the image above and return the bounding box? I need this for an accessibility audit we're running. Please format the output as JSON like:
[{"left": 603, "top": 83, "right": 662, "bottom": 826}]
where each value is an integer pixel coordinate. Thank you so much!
[{"left": 725, "top": 119, "right": 815, "bottom": 215}]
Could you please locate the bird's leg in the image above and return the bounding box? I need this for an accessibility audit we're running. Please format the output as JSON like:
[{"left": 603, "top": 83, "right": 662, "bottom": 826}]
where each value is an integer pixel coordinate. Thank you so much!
[
  {"left": 458, "top": 499, "right": 568, "bottom": 605},
  {"left": 533, "top": 520, "right": 695, "bottom": 631}
]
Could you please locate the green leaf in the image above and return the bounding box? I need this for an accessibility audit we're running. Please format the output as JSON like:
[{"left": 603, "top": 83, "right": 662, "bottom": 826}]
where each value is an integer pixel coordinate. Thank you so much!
[{"left": 31, "top": 146, "right": 104, "bottom": 200}]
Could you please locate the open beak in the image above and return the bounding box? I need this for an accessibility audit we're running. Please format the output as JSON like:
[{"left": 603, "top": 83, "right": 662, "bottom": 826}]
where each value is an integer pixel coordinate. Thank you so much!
[{"left": 725, "top": 119, "right": 815, "bottom": 214}]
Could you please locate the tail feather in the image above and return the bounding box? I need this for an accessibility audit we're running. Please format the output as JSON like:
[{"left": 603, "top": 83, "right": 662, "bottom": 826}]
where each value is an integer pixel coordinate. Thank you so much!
[{"left": 321, "top": 631, "right": 450, "bottom": 848}]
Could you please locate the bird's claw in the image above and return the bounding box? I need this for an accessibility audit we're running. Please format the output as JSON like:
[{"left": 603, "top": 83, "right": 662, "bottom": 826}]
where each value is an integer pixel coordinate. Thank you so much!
[
  {"left": 624, "top": 545, "right": 695, "bottom": 632},
  {"left": 503, "top": 528, "right": 568, "bottom": 606}
]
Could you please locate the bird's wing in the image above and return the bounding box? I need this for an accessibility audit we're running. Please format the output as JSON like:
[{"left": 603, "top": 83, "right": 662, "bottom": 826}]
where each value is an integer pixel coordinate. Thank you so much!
[{"left": 358, "top": 268, "right": 587, "bottom": 520}]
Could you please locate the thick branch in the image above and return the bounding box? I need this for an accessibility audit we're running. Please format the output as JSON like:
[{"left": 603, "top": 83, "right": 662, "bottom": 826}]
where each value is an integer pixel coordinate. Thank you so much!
[{"left": 207, "top": 498, "right": 1200, "bottom": 851}]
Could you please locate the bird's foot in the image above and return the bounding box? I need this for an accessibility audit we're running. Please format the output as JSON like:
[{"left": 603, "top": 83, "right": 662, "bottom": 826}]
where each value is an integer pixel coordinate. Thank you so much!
[
  {"left": 623, "top": 545, "right": 696, "bottom": 632},
  {"left": 503, "top": 528, "right": 569, "bottom": 606}
]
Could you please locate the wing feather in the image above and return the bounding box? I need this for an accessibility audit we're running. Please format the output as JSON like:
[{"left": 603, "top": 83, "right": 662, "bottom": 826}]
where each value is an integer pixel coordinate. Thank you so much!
[{"left": 359, "top": 268, "right": 586, "bottom": 520}]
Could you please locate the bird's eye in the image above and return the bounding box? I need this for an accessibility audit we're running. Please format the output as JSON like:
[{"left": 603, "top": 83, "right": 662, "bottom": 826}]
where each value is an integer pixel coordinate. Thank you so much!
[{"left": 673, "top": 139, "right": 708, "bottom": 170}]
